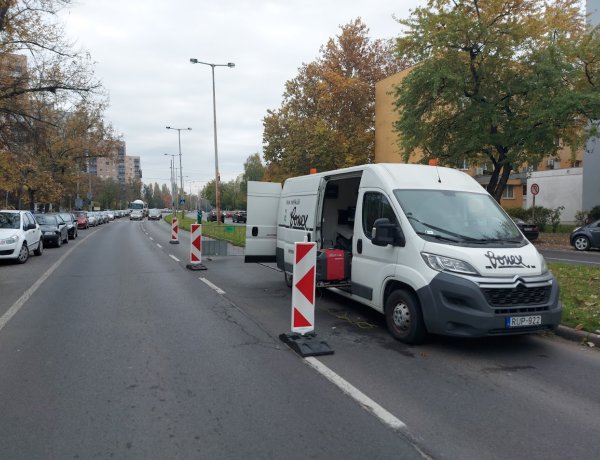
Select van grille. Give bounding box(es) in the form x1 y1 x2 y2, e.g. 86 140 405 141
483 284 551 309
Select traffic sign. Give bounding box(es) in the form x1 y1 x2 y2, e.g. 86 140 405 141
291 242 316 334
531 183 539 196
278 241 333 357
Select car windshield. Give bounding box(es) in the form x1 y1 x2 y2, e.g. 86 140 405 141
59 213 72 222
393 189 523 243
0 212 20 229
35 214 57 225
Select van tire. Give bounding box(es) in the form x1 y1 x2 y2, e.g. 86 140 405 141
385 289 427 344
284 272 293 288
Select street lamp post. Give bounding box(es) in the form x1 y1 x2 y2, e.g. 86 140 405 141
166 126 191 219
190 58 235 224
164 153 177 215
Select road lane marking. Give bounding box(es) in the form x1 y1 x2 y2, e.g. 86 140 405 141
169 254 180 262
0 241 81 333
157 243 163 249
149 237 154 241
304 356 407 432
199 277 225 295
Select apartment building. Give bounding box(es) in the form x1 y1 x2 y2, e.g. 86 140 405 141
89 141 142 183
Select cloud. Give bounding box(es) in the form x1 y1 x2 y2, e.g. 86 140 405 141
61 0 420 193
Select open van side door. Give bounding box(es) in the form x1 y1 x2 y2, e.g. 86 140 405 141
244 181 282 263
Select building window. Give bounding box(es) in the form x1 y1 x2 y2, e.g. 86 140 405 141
502 185 514 199
522 184 527 197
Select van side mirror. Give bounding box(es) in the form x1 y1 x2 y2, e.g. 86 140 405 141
372 218 405 247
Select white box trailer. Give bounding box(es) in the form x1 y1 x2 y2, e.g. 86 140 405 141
245 163 561 344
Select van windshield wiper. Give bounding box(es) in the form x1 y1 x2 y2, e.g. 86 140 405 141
469 238 524 244
415 231 462 243
408 214 476 242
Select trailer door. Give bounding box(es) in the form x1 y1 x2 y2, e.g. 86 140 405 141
244 181 282 263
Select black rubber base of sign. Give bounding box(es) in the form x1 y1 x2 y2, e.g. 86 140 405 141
169 240 180 244
279 332 334 357
186 263 207 271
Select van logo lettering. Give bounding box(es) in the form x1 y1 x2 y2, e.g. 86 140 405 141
289 207 309 230
484 251 532 269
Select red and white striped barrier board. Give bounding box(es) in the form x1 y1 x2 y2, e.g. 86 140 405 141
291 241 317 334
170 217 179 244
190 224 202 263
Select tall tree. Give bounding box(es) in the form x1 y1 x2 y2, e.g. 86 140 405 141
240 152 265 204
263 18 407 180
394 0 600 202
1 0 111 209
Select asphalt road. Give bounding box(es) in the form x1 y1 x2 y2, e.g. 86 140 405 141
0 220 422 459
538 247 600 266
1 218 599 459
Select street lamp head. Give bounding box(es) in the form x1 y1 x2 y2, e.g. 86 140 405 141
166 126 170 129
190 58 198 64
227 63 235 68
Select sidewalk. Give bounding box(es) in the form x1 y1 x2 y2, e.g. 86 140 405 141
555 325 600 347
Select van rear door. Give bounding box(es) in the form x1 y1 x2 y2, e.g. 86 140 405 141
245 181 282 263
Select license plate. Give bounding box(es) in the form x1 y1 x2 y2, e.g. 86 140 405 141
506 315 542 328
523 226 534 231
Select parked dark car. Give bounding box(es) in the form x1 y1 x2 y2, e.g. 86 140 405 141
208 210 224 223
34 213 69 247
570 219 600 251
512 218 539 242
232 210 247 223
59 212 78 239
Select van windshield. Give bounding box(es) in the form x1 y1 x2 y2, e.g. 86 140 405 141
393 189 523 243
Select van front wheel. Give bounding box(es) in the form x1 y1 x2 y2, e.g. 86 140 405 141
385 289 427 344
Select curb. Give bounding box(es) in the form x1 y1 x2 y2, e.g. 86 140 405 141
555 325 600 347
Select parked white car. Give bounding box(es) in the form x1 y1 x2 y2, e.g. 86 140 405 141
0 210 44 263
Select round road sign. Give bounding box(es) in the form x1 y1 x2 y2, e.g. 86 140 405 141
530 183 539 196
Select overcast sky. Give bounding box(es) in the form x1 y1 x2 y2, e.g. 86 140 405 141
60 0 422 194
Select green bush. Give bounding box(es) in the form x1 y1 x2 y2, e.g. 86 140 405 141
549 206 565 233
503 207 530 220
575 210 588 226
590 205 600 221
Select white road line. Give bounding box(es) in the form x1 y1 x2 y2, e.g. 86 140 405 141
156 243 163 249
199 277 225 295
0 239 84 333
304 356 407 432
149 237 154 241
169 254 180 262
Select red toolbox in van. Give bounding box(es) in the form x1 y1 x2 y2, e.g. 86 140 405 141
316 249 350 281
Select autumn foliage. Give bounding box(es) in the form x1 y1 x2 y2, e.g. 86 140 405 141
263 18 408 181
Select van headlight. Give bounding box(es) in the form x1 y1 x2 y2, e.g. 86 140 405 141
540 255 549 275
421 252 479 276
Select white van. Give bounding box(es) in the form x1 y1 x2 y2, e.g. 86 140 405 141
245 164 561 344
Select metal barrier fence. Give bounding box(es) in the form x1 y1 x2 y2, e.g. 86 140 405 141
201 224 245 256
